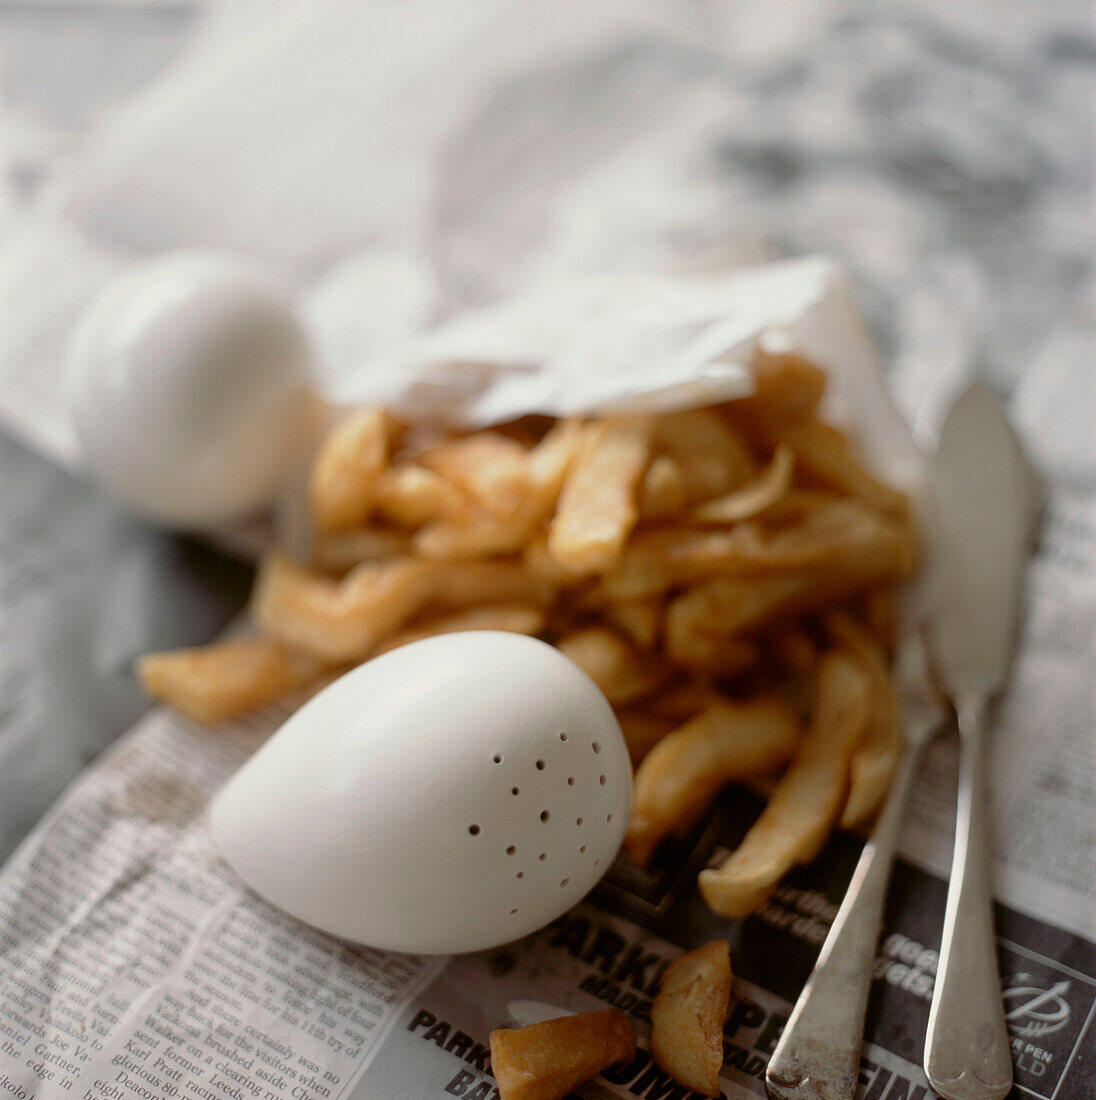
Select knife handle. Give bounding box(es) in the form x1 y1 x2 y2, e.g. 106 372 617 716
925 694 1012 1100
766 741 920 1100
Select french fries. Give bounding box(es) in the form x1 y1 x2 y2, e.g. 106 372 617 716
556 626 667 706
698 652 870 915
310 407 391 532
374 603 546 656
548 415 652 574
826 611 902 827
138 637 327 724
650 940 732 1097
374 464 464 528
626 697 800 866
655 408 756 502
252 553 436 662
490 1009 636 1100
142 349 918 935
692 444 794 524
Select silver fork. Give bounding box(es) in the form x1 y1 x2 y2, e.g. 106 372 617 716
766 632 944 1100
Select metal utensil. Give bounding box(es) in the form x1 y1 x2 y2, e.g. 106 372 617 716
922 381 1041 1100
766 629 944 1100
766 380 1039 1100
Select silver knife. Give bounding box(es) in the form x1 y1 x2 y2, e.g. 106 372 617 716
922 380 1041 1100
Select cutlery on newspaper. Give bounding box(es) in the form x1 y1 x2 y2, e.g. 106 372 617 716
765 629 943 1100
766 380 1039 1100
922 381 1040 1100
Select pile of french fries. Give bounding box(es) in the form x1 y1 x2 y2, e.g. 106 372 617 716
140 350 916 921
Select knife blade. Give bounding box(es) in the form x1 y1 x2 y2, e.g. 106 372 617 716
923 380 1041 1100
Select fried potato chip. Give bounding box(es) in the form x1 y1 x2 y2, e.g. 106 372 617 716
615 710 677 765
639 455 688 520
420 431 530 518
374 464 465 528
625 697 800 866
826 612 902 827
311 527 410 572
490 1009 636 1100
650 940 732 1097
691 444 794 524
548 416 652 574
655 409 756 503
374 603 546 656
138 637 326 724
557 626 667 705
698 651 870 915
777 417 909 515
252 552 436 662
310 407 390 532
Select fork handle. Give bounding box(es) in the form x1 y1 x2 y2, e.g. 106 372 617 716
766 739 922 1100
924 693 1012 1100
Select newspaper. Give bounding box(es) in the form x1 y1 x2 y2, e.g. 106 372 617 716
2 5 1094 1099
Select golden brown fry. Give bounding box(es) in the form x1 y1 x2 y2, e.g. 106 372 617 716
639 455 688 519
310 407 390 532
137 637 326 724
556 626 667 706
252 552 435 662
413 505 534 560
644 679 724 723
374 603 546 656
490 1009 636 1100
521 534 587 588
663 526 914 642
698 652 870 915
625 697 800 866
311 527 410 572
420 431 530 517
650 941 732 1098
765 627 819 674
432 560 557 611
605 497 914 600
777 417 909 515
664 603 758 676
548 416 652 574
655 409 756 502
414 418 584 560
374 464 465 528
615 710 677 765
604 597 662 650
691 444 794 524
826 612 902 827
860 587 899 654
732 349 827 428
